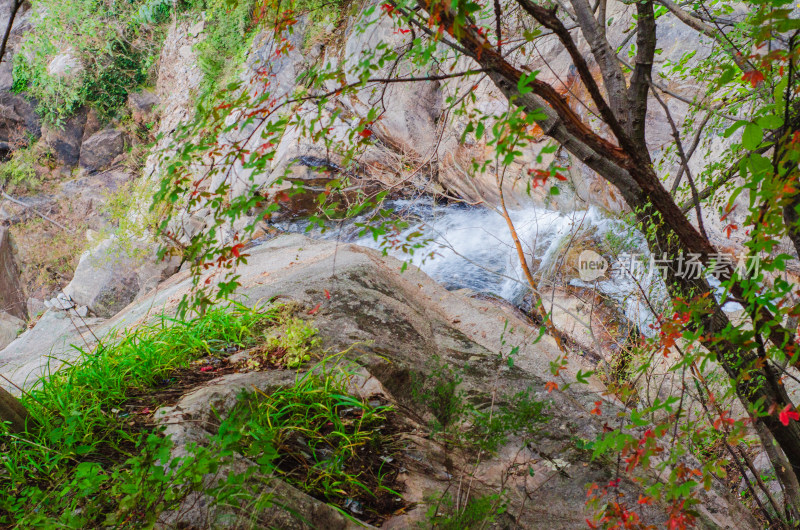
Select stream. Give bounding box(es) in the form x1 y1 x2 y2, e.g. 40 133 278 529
271 199 667 332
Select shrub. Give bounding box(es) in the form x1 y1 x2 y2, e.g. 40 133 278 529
0 139 53 194
12 0 167 125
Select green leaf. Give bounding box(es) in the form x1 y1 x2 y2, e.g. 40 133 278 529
757 114 783 130
741 123 763 150
723 120 747 138
517 71 540 95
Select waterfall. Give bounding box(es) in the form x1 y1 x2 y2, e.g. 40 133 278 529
270 198 740 334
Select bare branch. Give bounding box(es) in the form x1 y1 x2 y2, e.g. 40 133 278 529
650 85 707 239
515 0 634 152
670 111 712 195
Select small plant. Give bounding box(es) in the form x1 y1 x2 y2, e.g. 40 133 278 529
265 314 320 367
412 356 549 453
194 0 259 91
423 492 508 529
412 359 465 433
219 361 406 522
12 0 166 124
0 303 277 525
467 388 549 453
0 139 54 194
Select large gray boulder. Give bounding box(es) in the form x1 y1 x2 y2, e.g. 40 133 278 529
0 309 103 388
0 235 758 528
63 236 179 318
79 128 125 172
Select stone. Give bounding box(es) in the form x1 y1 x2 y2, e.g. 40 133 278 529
0 311 24 350
155 371 297 447
26 298 45 317
47 51 83 79
187 20 204 37
42 109 87 167
0 71 40 157
81 107 102 142
63 236 179 318
79 129 125 173
127 90 160 126
0 228 26 320
46 293 74 311
0 309 104 389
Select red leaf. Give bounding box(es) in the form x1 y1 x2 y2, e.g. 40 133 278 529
779 404 800 426
324 289 331 300
742 69 765 88
231 243 244 258
545 381 558 393
308 303 322 315
358 128 373 138
590 401 602 416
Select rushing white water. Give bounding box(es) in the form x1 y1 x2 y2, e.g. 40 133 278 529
272 199 665 331
273 198 745 336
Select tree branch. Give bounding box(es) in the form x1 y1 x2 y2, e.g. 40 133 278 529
651 84 707 239
628 0 656 150
569 0 630 130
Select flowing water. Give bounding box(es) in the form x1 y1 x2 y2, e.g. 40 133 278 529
271 199 668 332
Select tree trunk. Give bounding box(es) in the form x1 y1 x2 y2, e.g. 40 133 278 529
0 386 31 433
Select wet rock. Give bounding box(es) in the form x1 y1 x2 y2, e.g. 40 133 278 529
79 129 125 173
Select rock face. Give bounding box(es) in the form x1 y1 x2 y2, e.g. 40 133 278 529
0 0 39 157
0 309 103 388
63 236 180 318
78 129 125 172
0 228 26 320
0 235 759 528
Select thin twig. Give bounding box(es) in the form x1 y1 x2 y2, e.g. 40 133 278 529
1 192 75 233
